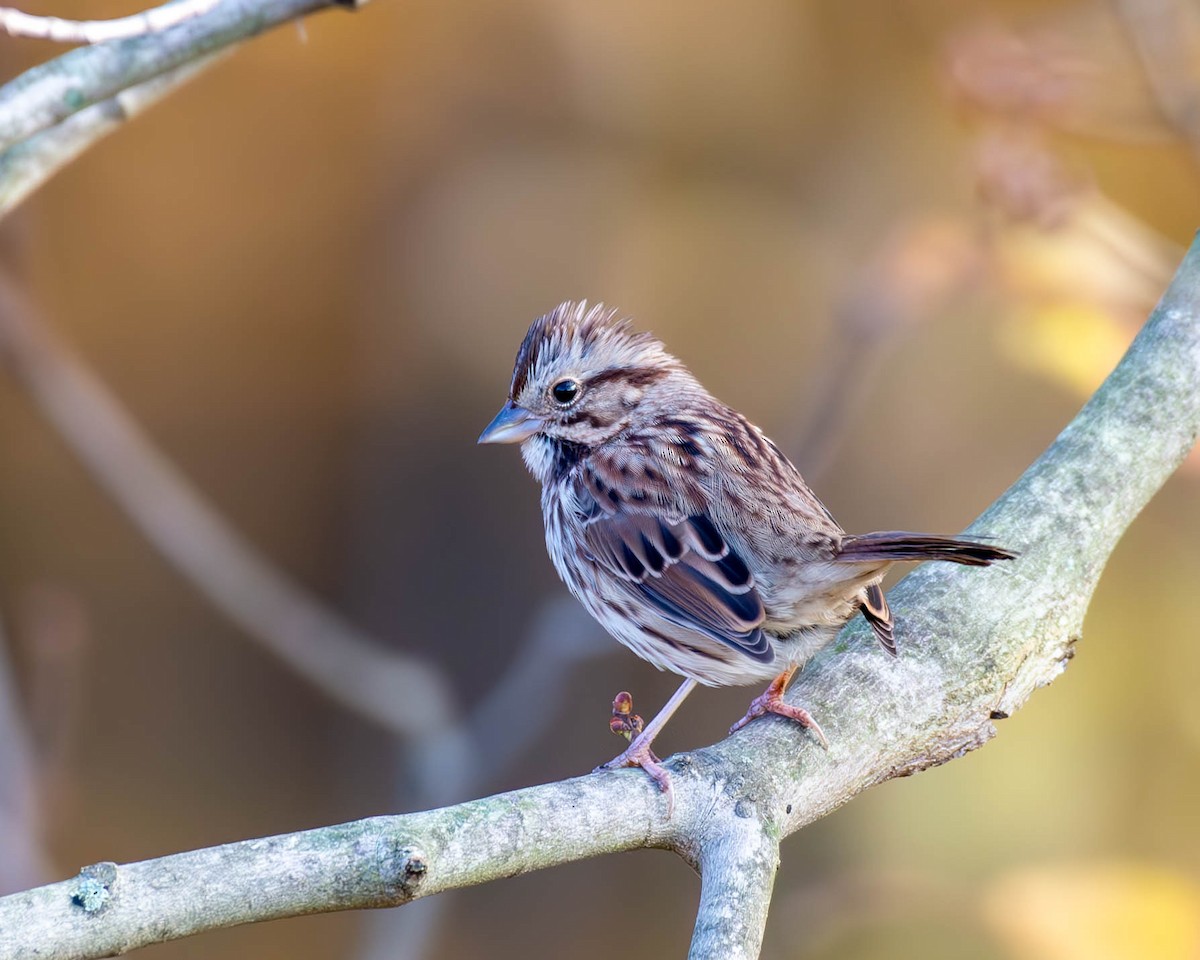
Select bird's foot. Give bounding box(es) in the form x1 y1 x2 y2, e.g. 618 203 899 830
596 737 674 814
728 672 829 749
597 691 674 814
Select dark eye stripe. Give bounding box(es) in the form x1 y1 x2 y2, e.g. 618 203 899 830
586 366 670 390
562 410 611 429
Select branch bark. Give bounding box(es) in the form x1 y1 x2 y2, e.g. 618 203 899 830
0 0 354 154
0 218 1196 956
0 54 227 216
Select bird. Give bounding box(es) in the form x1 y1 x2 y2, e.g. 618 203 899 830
479 301 1014 797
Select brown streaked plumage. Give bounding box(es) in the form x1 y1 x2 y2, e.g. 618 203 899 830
479 301 1015 802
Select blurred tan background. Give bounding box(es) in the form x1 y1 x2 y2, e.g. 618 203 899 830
1 0 1199 957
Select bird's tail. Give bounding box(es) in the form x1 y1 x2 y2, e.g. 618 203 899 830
837 531 1016 567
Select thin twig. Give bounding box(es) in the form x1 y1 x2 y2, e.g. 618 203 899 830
0 0 221 44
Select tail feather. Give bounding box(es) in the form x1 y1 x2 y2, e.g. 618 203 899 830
838 531 1016 567
860 583 896 656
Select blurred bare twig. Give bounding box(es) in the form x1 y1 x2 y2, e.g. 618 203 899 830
0 266 611 956
0 0 221 44
0 612 49 894
1114 0 1200 170
360 598 606 960
792 219 985 477
15 585 89 829
0 272 459 739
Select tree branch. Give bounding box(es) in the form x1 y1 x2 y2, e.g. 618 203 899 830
0 774 676 957
0 0 354 154
1 216 1196 956
688 815 779 960
0 53 227 216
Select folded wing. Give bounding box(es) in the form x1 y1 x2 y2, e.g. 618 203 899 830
575 468 773 663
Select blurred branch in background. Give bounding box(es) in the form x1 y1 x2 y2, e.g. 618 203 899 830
793 1 1200 486
0 267 610 955
1114 0 1200 171
0 271 461 740
943 10 1200 480
0 611 49 894
792 218 985 477
363 599 606 960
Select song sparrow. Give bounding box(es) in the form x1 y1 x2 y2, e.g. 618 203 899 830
480 302 1014 797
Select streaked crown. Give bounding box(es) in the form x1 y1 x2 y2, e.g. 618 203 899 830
508 301 673 401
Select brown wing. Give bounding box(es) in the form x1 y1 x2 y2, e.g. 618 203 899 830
574 463 773 664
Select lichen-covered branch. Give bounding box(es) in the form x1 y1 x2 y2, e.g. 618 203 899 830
0 0 353 153
1 232 1197 958
0 775 676 958
0 54 226 215
687 812 780 960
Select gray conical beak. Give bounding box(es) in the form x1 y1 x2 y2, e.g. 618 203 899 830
478 401 544 444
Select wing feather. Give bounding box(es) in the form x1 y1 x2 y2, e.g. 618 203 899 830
574 463 773 664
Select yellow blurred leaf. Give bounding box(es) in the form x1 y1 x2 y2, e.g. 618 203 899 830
997 302 1132 396
983 861 1200 960
993 206 1172 314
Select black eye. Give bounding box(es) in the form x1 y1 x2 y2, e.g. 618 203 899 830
551 378 581 405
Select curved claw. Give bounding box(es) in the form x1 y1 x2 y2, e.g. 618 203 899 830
729 672 830 749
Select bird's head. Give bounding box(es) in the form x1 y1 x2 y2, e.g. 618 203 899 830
478 301 697 454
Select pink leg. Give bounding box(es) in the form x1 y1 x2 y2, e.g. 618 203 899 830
596 678 698 813
728 666 829 748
